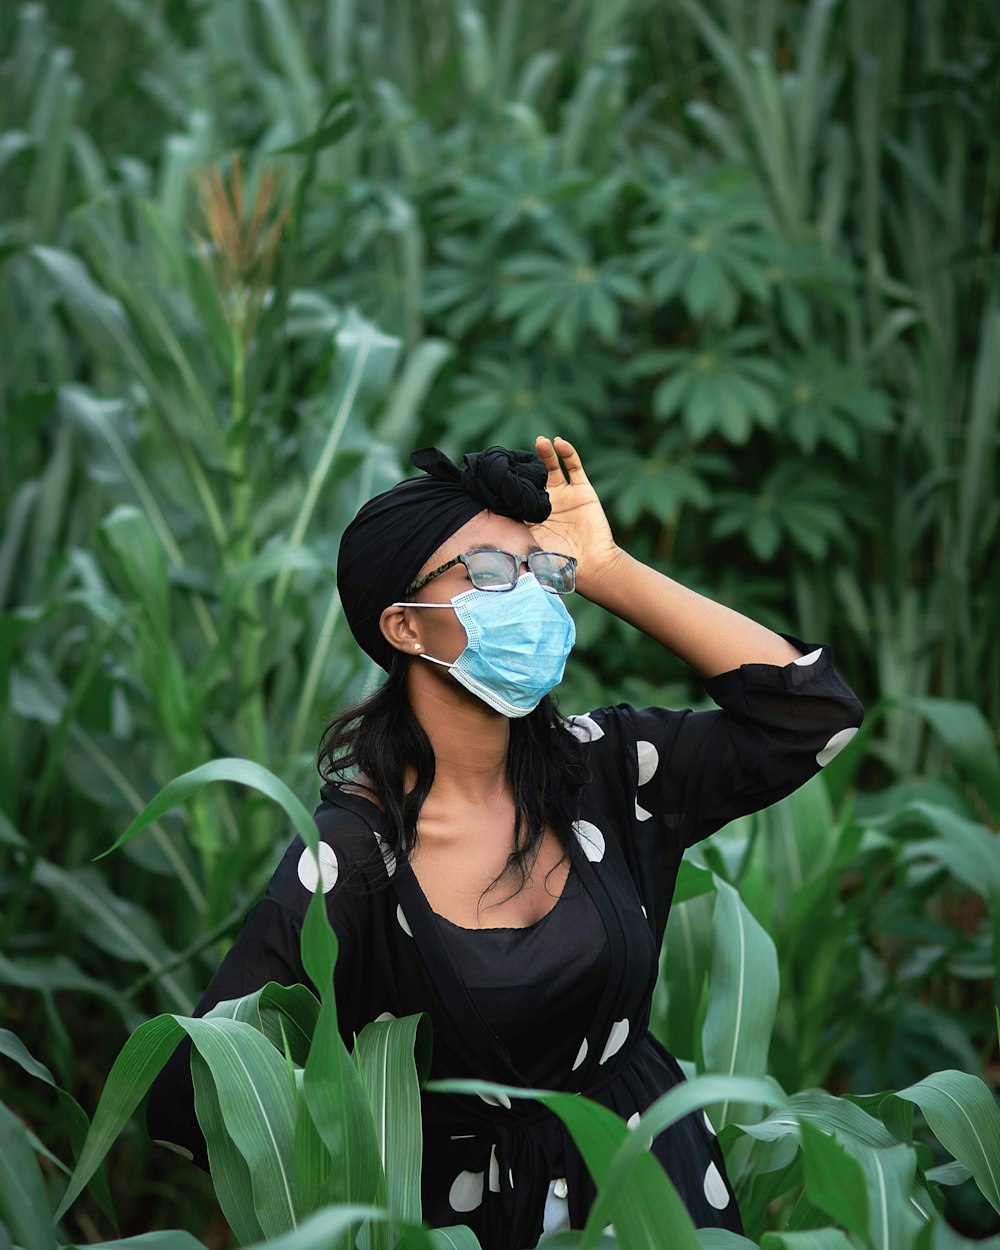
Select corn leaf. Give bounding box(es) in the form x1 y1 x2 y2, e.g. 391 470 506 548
182 1016 299 1236
51 1014 196 1218
838 1139 921 1250
701 878 779 1127
97 757 320 860
205 982 320 1068
419 1230 485 1250
87 1235 208 1250
429 1077 701 1250
905 698 1000 823
190 1047 264 1245
799 1120 869 1238
299 893 387 1221
0 1027 115 1223
353 1013 432 1225
0 1102 56 1250
887 1071 1000 1215
760 1231 855 1250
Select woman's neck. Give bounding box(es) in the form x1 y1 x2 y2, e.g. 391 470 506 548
405 664 510 807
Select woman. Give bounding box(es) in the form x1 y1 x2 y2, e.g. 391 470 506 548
147 437 864 1247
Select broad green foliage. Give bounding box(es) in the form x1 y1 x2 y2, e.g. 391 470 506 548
0 0 998 1246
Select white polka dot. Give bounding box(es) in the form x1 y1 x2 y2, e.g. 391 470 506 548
565 713 605 742
153 1139 194 1161
297 843 339 893
627 1111 641 1129
641 904 648 919
571 1038 588 1071
635 798 652 822
449 1169 484 1212
396 904 412 937
374 1011 396 1023
573 819 605 862
599 1018 630 1065
373 832 395 876
703 1161 730 1209
703 1110 716 1136
793 647 823 667
817 725 859 766
488 1145 501 1193
636 740 659 785
478 1090 512 1109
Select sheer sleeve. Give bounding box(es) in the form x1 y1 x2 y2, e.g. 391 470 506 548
571 636 864 853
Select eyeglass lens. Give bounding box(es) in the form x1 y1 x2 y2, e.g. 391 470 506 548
463 550 576 594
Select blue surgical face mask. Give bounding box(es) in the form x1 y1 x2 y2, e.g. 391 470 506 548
395 573 576 717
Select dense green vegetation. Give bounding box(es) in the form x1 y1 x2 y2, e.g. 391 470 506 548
0 0 997 1247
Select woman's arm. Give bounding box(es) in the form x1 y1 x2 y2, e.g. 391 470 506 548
532 436 801 678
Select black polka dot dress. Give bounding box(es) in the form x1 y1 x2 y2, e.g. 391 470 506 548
147 637 863 1248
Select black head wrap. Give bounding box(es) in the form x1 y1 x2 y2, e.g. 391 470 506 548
337 445 552 671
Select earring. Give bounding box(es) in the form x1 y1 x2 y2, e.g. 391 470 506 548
413 643 421 651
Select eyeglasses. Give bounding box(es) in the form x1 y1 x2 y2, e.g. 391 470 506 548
404 548 577 597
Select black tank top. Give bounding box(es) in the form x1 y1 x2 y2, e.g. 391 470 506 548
434 861 610 1086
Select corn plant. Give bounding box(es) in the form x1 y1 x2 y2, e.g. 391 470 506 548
1 0 998 1244
2 760 996 1250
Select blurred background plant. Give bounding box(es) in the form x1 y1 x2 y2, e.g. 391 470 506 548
0 0 997 1244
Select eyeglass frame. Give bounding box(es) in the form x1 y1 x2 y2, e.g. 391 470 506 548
403 547 578 597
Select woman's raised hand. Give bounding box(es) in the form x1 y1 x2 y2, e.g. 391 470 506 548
531 436 622 594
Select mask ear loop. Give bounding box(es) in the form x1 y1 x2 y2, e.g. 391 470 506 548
391 600 459 669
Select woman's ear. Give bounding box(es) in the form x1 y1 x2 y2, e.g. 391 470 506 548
379 604 423 656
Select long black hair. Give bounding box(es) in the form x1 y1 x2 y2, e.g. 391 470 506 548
317 651 592 909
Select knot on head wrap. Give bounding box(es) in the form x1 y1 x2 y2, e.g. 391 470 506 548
336 445 552 671
411 446 552 524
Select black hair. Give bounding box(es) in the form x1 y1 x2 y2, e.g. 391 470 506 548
317 651 592 912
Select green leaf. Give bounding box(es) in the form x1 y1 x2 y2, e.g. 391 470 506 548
0 1102 56 1250
799 1120 869 1239
191 1048 265 1245
274 99 359 156
100 505 170 630
0 1029 55 1086
429 1078 701 1250
87 1234 209 1250
183 1017 299 1236
905 698 1000 822
0 1026 115 1222
701 878 779 1127
420 1230 484 1250
98 757 320 861
353 1014 432 1225
894 803 1000 902
53 1015 190 1218
761 1231 856 1250
33 860 191 1014
698 1232 759 1250
637 1074 786 1143
89 1209 395 1250
889 1071 1000 1214
594 1075 785 1246
299 893 386 1217
842 1139 920 1250
206 981 320 1068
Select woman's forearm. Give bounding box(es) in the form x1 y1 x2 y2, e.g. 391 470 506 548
580 549 803 678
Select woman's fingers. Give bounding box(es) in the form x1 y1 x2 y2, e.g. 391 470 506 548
551 436 590 485
535 435 568 488
536 435 594 493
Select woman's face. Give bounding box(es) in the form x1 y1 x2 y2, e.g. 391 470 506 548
396 510 540 666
